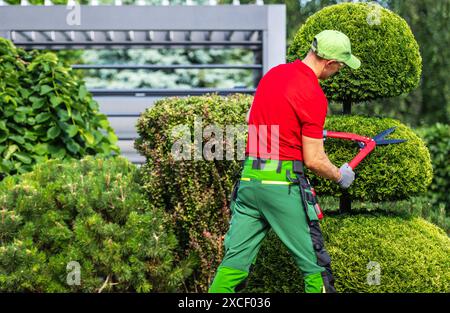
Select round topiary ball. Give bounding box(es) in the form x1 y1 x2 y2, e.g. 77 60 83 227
287 2 422 103
245 214 450 292
311 115 433 202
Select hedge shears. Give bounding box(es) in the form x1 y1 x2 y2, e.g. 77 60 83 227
322 127 407 170
307 127 407 220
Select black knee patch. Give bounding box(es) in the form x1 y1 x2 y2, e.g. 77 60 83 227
235 264 254 292
309 220 336 293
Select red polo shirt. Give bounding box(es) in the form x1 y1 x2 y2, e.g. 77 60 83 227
245 59 328 161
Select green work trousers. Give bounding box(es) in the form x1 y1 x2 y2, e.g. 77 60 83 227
208 159 335 293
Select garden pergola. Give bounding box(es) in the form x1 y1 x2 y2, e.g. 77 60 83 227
0 3 286 163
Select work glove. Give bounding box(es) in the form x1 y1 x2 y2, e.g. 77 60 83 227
337 163 355 189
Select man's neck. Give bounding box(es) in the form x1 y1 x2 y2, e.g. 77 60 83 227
301 55 322 79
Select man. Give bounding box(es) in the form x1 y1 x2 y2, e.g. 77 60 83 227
208 30 361 293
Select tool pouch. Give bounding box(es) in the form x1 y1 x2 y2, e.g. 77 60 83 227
290 161 323 223
302 184 321 222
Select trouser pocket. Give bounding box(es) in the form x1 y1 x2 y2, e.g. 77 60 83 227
298 179 322 222
303 188 319 222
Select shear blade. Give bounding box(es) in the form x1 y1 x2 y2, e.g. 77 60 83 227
373 127 407 145
373 127 397 142
375 139 407 145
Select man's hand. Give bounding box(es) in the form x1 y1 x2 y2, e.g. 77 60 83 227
337 163 355 189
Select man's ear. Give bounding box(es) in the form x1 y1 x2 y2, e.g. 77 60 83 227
325 60 334 67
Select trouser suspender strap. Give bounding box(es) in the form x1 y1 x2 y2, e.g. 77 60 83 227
252 158 267 170
293 160 304 175
289 160 315 224
231 159 246 202
276 160 282 173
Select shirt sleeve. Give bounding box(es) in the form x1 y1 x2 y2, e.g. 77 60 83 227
293 90 328 139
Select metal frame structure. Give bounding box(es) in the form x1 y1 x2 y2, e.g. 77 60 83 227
0 4 286 163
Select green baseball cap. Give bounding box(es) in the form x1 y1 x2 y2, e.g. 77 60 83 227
311 30 361 69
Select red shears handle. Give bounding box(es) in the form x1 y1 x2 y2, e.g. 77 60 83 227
324 131 377 170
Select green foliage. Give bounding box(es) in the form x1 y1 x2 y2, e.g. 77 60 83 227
135 94 433 290
287 2 422 103
313 115 433 202
415 123 450 212
0 38 119 178
5 0 447 127
353 0 450 126
0 156 191 292
135 94 251 291
243 214 450 293
81 47 255 90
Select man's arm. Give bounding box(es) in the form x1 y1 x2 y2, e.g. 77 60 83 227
302 135 341 182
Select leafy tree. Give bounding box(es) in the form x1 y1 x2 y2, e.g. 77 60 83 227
0 38 119 178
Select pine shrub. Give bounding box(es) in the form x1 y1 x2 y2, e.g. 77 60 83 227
0 156 191 292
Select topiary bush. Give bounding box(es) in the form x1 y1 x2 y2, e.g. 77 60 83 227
287 2 422 103
315 115 432 201
135 94 433 291
243 214 450 293
136 94 250 292
0 155 192 292
0 38 119 179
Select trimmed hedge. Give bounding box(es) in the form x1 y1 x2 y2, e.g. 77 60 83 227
287 2 422 103
244 214 450 293
0 156 191 292
415 123 450 212
0 38 119 178
135 94 433 290
136 94 249 291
